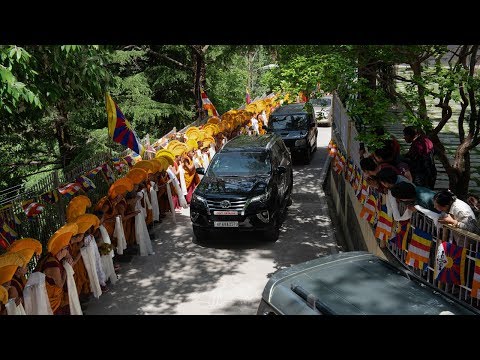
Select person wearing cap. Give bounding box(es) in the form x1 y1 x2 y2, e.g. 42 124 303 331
34 230 75 315
6 238 42 305
0 251 28 313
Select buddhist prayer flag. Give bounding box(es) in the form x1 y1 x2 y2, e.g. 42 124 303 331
57 183 82 197
76 175 96 191
87 165 104 177
200 86 219 117
405 227 433 271
40 190 59 204
106 93 144 155
101 163 115 183
360 194 377 224
471 253 480 299
123 155 135 167
434 241 467 285
112 157 127 171
374 202 393 242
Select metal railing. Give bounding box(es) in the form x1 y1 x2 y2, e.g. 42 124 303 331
331 91 480 311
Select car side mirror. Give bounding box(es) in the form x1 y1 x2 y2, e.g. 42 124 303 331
196 167 205 175
276 166 286 175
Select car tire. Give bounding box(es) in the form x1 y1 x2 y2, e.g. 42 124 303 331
287 196 293 207
304 148 311 165
313 136 318 152
263 221 280 242
193 226 208 243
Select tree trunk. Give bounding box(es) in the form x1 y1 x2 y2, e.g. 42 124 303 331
192 45 207 121
55 103 74 169
378 64 396 101
410 61 428 122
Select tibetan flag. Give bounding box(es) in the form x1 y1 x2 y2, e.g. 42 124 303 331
374 202 393 242
58 182 82 197
471 253 480 299
246 88 251 105
22 201 45 218
106 93 144 155
123 155 135 167
390 220 410 251
405 227 433 271
76 175 96 191
200 86 219 117
40 190 59 205
0 217 18 242
434 241 467 285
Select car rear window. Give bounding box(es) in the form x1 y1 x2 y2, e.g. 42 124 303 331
207 151 271 176
269 114 308 131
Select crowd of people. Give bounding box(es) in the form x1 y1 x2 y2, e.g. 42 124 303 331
359 125 480 240
0 98 279 315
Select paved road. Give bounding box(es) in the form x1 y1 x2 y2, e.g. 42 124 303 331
86 127 336 315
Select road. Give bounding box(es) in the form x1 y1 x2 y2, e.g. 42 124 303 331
86 127 337 315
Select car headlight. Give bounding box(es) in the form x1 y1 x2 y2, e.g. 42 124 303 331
249 189 272 205
192 193 207 208
295 139 307 146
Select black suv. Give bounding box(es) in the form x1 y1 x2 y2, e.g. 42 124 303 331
190 134 293 242
267 103 317 164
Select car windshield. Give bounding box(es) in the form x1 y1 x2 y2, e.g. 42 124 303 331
207 151 271 177
310 98 331 107
269 114 308 131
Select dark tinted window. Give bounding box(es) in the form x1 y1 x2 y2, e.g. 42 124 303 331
207 152 271 176
269 114 308 131
310 98 331 107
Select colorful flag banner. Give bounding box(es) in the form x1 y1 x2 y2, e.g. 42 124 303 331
471 253 480 299
374 201 393 242
57 183 82 197
360 194 377 224
76 175 96 191
390 220 411 251
200 86 219 117
112 157 127 171
434 241 467 285
405 227 433 271
106 93 144 155
0 217 18 242
101 163 115 184
87 165 104 178
40 190 59 205
123 155 135 167
22 201 45 218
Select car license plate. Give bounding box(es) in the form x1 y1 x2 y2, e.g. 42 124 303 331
214 221 238 227
213 210 238 215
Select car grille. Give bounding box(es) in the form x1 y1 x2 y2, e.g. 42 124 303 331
206 199 247 212
283 139 296 148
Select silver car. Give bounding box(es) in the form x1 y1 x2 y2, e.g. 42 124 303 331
310 96 332 126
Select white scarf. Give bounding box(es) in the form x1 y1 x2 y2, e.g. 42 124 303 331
113 215 127 255
179 164 187 195
208 144 216 160
5 298 26 315
63 261 82 315
23 272 53 315
99 224 114 258
135 192 154 256
80 238 102 299
150 181 160 222
101 254 117 285
90 235 107 287
202 153 210 169
167 168 187 208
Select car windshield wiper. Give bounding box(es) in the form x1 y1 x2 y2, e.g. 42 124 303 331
290 283 334 315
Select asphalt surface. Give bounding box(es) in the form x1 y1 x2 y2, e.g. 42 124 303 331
86 127 337 315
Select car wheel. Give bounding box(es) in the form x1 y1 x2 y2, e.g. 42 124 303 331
304 148 311 165
313 136 318 152
263 220 280 242
287 196 293 207
193 226 208 243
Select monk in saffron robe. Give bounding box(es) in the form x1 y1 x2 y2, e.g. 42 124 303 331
35 231 75 315
68 232 91 299
157 171 170 215
183 151 200 204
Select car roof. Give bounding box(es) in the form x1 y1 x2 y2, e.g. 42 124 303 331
262 251 479 315
222 134 278 152
271 103 312 116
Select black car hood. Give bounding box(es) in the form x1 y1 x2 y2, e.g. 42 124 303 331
196 175 270 198
271 129 307 139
